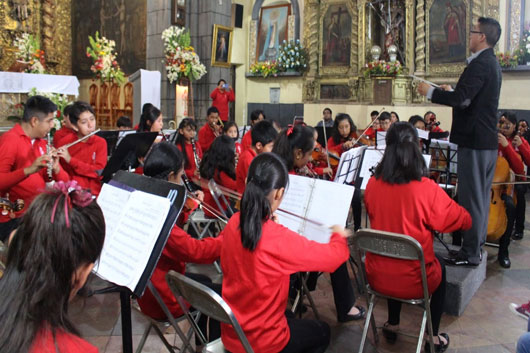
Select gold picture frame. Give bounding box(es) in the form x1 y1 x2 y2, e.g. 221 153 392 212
211 24 233 68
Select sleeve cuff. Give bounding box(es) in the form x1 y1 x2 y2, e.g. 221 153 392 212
426 87 435 100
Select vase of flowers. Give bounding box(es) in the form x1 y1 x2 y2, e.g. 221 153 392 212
86 31 125 84
13 33 46 74
250 61 279 78
363 60 402 77
277 39 308 73
162 26 207 83
496 52 519 69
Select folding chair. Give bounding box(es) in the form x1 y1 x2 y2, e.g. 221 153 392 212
166 270 254 353
351 229 435 353
208 179 235 219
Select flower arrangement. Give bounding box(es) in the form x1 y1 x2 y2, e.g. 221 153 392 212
363 60 402 77
496 52 519 68
13 33 46 74
162 26 207 83
250 61 279 78
86 31 125 84
519 29 530 64
28 88 70 131
277 39 308 72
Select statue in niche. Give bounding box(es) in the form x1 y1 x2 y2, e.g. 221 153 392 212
8 0 31 29
367 0 405 62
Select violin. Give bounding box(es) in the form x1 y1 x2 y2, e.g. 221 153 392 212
0 197 25 218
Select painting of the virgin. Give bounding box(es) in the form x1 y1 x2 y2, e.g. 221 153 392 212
256 4 290 62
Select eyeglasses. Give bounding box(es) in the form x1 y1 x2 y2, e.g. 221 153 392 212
470 30 483 35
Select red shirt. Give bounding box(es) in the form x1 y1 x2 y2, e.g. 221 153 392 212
235 141 242 156
498 138 525 176
364 127 376 141
53 126 76 147
220 213 349 353
241 130 252 152
0 124 69 222
176 141 203 182
327 136 346 156
57 134 107 196
516 137 530 168
137 225 222 320
198 124 217 152
202 170 236 218
30 327 98 353
364 177 471 298
235 148 256 195
210 88 235 121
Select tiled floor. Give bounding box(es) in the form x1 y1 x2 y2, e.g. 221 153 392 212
72 217 530 353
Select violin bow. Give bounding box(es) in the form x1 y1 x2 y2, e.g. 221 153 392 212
351 107 385 147
321 120 331 170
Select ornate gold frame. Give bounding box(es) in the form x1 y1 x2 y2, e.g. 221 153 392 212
211 24 233 68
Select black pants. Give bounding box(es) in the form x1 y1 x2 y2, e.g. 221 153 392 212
0 218 19 243
514 184 527 234
185 273 221 343
499 193 516 257
280 311 330 353
352 187 362 231
387 254 446 336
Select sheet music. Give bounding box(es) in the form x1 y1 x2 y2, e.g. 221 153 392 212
359 148 385 190
334 146 366 184
97 183 132 238
376 131 387 148
95 185 171 291
417 128 429 140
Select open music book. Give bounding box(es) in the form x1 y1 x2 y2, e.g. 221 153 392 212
277 175 354 244
334 145 366 185
95 182 171 293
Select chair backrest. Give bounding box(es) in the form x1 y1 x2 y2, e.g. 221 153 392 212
89 83 98 107
208 179 234 218
124 82 133 110
110 83 121 109
99 83 109 109
166 271 254 353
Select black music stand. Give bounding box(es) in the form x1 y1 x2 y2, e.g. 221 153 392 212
91 171 186 353
96 130 120 156
314 126 334 147
100 132 158 183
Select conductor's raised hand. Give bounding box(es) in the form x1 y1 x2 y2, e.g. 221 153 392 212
417 82 431 96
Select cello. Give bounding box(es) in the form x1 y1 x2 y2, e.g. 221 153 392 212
486 156 510 241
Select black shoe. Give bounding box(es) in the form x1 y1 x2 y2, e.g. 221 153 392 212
424 333 450 353
443 256 479 267
382 322 397 344
338 306 366 322
498 255 511 268
512 231 524 240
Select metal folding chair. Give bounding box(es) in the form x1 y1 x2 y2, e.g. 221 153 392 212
208 179 235 219
352 229 435 353
166 270 254 353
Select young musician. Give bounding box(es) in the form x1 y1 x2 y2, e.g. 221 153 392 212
0 183 105 352
200 135 237 218
272 125 366 322
390 111 400 123
409 115 427 131
116 115 132 130
210 79 234 122
364 122 472 352
424 111 444 133
137 103 163 133
236 120 277 194
317 108 334 127
223 121 242 156
175 118 203 182
241 109 265 152
53 104 76 147
137 142 221 342
309 127 333 179
220 152 351 353
57 101 107 196
514 118 530 240
198 106 222 152
378 112 392 132
0 95 69 241
363 110 380 141
327 113 372 158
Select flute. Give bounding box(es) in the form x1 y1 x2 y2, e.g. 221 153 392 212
46 132 53 181
61 129 101 149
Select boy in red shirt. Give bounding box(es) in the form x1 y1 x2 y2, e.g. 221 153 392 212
52 104 76 147
198 106 222 152
210 79 235 122
241 109 265 152
0 95 69 241
236 120 277 194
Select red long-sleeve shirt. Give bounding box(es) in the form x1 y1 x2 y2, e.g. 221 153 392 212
0 124 69 222
176 141 203 181
202 170 236 218
235 148 256 195
241 130 252 152
137 224 222 320
220 213 349 353
52 126 76 148
364 177 471 299
57 134 107 196
498 138 525 176
516 137 530 167
210 88 235 122
198 124 217 153
30 326 98 353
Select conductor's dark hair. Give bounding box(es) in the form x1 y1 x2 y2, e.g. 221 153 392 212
223 121 239 139
175 118 197 170
478 17 501 47
69 101 95 126
390 111 400 121
378 111 391 121
332 113 357 144
144 142 184 180
207 106 219 117
200 135 236 180
22 95 57 123
138 103 161 132
251 120 278 146
240 153 288 251
250 109 265 123
117 115 132 128
272 124 315 171
374 122 427 184
501 111 518 139
0 190 105 352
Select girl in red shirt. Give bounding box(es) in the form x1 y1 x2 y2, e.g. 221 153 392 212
199 135 237 218
0 182 105 353
220 153 351 353
514 118 530 240
364 122 472 352
137 103 164 133
223 121 243 157
210 79 235 122
175 118 203 186
57 101 107 195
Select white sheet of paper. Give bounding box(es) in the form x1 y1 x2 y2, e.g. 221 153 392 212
359 148 385 189
334 146 366 184
376 131 387 147
97 183 132 239
417 128 429 140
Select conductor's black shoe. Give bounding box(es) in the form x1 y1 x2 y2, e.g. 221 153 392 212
338 306 366 322
443 256 479 267
382 322 397 344
512 231 524 240
424 333 450 353
498 255 511 269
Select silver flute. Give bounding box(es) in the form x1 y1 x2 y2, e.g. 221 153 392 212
46 132 53 181
191 138 201 169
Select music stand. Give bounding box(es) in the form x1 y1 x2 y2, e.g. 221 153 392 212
314 126 334 147
96 130 120 156
334 146 366 185
100 132 158 183
428 138 458 191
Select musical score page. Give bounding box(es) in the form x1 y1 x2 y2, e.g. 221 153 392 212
95 184 171 291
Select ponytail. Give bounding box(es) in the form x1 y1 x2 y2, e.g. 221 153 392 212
272 124 314 171
240 153 288 250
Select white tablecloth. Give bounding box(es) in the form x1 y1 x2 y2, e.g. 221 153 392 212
0 72 80 96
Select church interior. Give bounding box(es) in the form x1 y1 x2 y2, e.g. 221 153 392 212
1 0 530 352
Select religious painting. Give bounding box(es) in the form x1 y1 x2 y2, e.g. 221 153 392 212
72 0 146 78
171 0 186 26
320 84 351 100
211 25 233 68
428 0 467 64
256 4 291 62
322 5 351 67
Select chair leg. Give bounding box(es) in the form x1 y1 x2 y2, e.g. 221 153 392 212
416 309 428 353
301 275 321 321
151 322 178 353
359 293 375 353
135 323 152 353
425 303 435 353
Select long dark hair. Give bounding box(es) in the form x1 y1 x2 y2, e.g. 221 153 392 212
272 124 314 171
332 113 356 144
374 122 427 184
240 153 288 251
200 135 236 180
175 118 197 169
222 121 239 139
138 103 161 132
144 142 184 180
0 189 105 352
501 111 518 139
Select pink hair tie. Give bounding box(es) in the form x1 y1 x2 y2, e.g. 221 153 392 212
49 181 93 227
286 125 294 136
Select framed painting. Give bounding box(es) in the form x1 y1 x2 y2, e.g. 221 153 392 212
211 25 233 68
256 4 291 62
322 5 351 67
171 0 186 26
